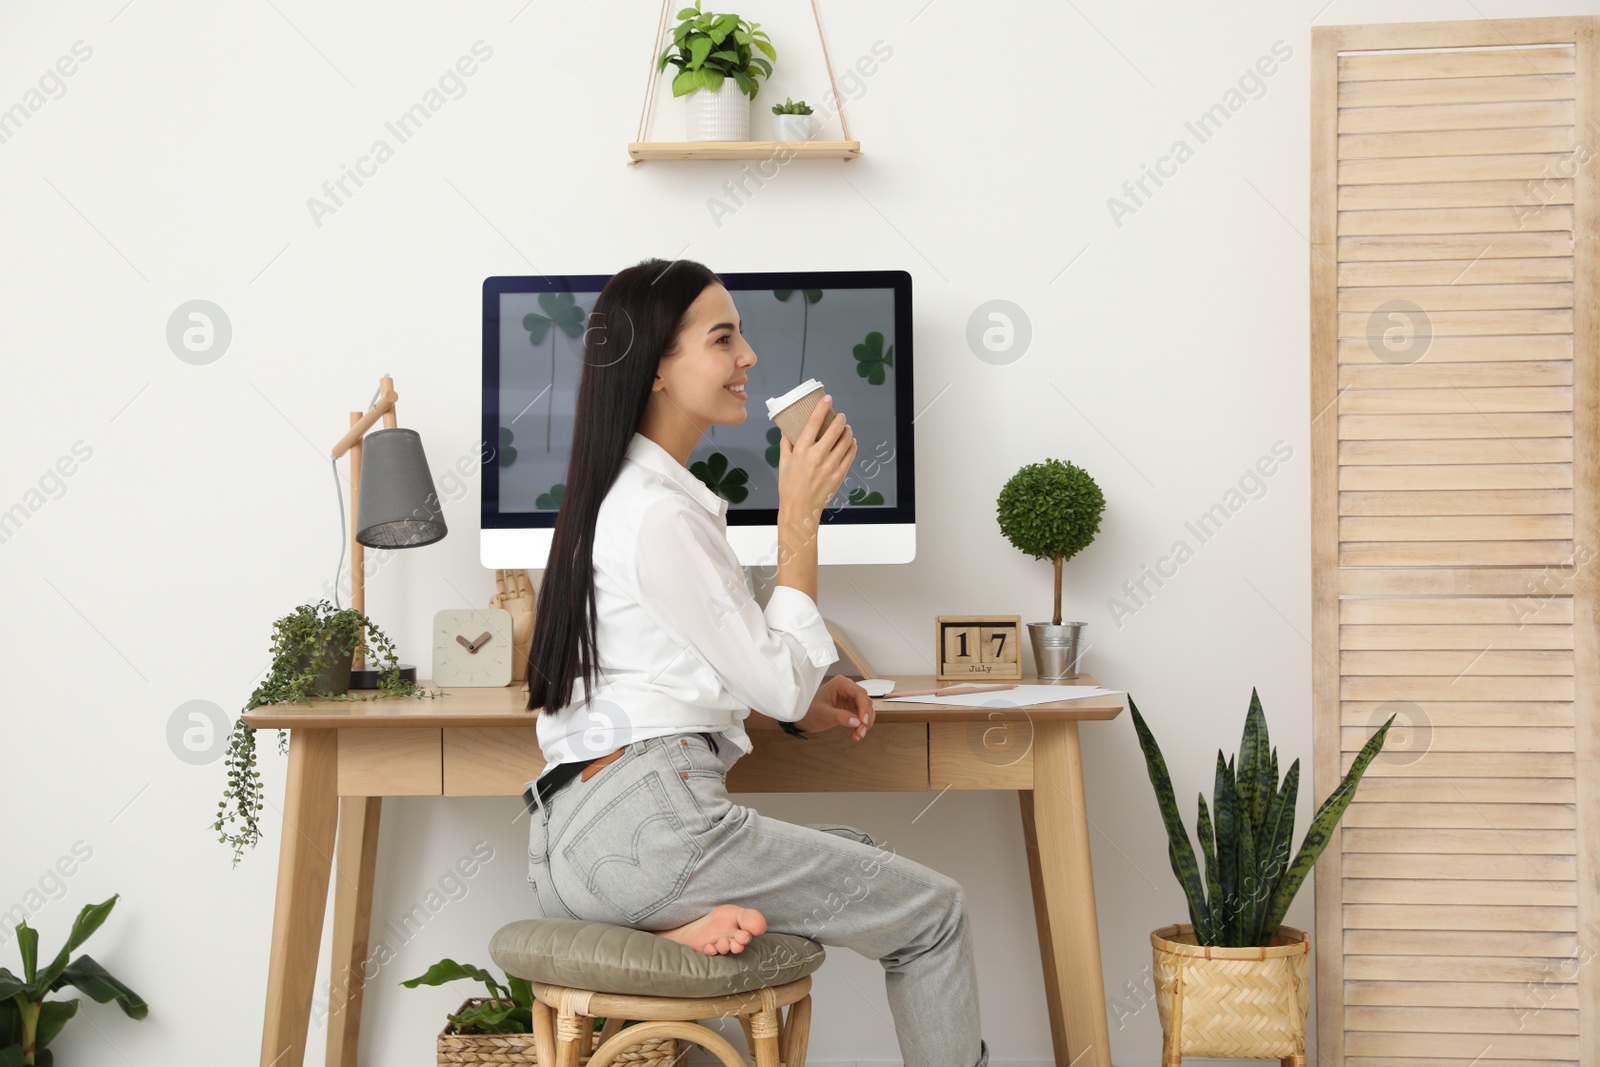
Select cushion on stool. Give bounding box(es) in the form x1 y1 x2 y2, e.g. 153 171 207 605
489 918 824 999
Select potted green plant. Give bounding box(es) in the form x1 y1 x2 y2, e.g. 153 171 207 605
658 1 775 141
1 895 148 1066
400 958 684 1066
214 600 428 866
995 458 1105 679
770 97 814 142
1129 690 1395 1064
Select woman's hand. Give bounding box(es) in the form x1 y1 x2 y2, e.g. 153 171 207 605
777 395 856 524
798 676 875 740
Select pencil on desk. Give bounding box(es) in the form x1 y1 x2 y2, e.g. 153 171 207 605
885 683 1018 699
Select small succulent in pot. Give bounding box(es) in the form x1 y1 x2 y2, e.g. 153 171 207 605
771 97 815 142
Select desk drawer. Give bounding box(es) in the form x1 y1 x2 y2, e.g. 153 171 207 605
929 721 1034 789
728 723 927 792
444 727 541 796
338 729 441 796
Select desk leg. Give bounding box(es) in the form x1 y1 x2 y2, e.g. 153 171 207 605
1019 720 1113 1067
260 728 339 1067
325 796 382 1067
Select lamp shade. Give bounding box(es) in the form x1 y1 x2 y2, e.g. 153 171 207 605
355 427 448 549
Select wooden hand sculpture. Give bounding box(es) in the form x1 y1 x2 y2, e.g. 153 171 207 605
490 568 537 683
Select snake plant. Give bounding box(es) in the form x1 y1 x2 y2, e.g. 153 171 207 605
1128 689 1394 947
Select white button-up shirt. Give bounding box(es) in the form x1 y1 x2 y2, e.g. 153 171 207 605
531 431 839 780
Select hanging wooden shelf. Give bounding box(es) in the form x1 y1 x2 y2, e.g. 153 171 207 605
627 139 860 162
630 0 858 164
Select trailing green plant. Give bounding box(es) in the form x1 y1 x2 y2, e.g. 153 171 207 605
771 96 811 115
1128 689 1395 947
400 959 675 1045
215 600 433 866
0 895 148 1066
658 1 775 100
995 458 1105 625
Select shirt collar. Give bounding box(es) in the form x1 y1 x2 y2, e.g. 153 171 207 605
626 432 727 519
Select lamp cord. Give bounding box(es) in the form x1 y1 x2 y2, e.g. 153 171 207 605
331 382 384 610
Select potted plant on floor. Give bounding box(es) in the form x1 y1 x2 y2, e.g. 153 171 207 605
401 958 684 1066
658 1 775 141
214 599 428 866
1 895 149 1065
771 97 814 142
996 458 1105 679
1129 689 1395 1065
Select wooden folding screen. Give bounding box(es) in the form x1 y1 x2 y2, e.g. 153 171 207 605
1311 17 1599 1066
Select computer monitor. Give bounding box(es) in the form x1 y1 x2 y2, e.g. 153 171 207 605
481 269 915 570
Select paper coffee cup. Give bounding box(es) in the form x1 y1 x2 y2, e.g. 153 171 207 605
765 378 838 445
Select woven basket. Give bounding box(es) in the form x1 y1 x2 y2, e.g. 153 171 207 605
1151 924 1310 1065
436 999 683 1066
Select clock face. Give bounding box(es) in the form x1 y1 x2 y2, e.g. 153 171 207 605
433 608 515 687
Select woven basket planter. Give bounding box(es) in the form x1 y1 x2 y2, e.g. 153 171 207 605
1151 924 1310 1066
436 999 682 1066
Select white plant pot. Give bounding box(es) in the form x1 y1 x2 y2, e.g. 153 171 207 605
772 113 815 142
685 82 750 141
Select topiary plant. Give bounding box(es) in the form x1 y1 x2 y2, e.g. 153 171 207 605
214 600 432 866
996 458 1105 625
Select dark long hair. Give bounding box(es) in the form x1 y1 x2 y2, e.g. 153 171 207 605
525 257 721 714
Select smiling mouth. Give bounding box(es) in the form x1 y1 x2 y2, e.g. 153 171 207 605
725 383 747 398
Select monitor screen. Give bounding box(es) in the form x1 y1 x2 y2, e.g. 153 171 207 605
482 270 914 563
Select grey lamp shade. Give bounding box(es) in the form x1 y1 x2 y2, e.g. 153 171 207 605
355 427 448 549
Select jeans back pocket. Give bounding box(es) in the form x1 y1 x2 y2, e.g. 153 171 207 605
558 769 702 924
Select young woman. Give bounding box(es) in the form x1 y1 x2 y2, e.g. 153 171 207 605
524 258 990 1067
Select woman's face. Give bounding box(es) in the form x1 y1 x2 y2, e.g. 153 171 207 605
653 283 756 431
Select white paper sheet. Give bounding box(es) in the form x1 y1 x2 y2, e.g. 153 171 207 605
882 684 1121 708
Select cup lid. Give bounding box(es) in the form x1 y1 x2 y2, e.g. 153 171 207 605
765 377 825 418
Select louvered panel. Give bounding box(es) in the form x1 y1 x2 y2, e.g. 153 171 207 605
1316 24 1594 1066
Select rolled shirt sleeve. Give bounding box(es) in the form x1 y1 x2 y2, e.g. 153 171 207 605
634 496 838 722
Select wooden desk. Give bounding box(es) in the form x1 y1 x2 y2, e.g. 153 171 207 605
243 674 1123 1067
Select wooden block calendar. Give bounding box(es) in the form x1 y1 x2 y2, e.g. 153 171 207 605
935 615 1023 682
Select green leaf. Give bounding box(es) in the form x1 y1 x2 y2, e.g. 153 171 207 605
1254 759 1300 945
1127 699 1210 939
702 68 725 93
1235 788 1258 947
853 330 894 386
676 7 698 18
0 970 23 1002
753 38 776 60
506 975 534 1010
804 289 823 303
37 898 117 993
33 1000 78 1054
688 36 712 68
1258 715 1395 936
732 70 753 96
1212 751 1238 943
16 927 36 988
1195 793 1220 945
671 68 701 96
55 957 148 1020
1237 692 1266 846
400 959 506 1000
773 289 793 301
0 1043 22 1067
523 311 551 345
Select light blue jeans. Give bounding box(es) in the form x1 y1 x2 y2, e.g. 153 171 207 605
526 730 990 1067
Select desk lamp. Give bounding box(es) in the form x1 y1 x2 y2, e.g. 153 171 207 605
330 374 447 687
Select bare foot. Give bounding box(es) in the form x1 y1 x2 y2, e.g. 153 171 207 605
653 904 768 956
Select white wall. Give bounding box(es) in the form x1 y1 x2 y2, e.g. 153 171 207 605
2 1 1589 1064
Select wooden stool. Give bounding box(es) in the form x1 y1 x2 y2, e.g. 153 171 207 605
532 976 812 1067
490 917 825 1067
